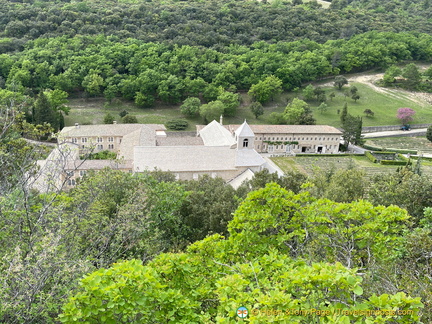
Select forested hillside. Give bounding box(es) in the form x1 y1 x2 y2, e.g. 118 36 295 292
1 0 432 322
1 0 432 52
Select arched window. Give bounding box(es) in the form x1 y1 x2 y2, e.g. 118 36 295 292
243 138 249 147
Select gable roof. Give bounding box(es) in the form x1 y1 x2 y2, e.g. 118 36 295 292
199 120 236 146
230 124 342 135
235 121 255 137
59 124 166 137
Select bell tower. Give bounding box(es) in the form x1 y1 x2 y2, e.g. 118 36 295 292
235 120 255 150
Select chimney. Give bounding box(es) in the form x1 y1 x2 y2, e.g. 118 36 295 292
220 115 223 125
113 120 117 124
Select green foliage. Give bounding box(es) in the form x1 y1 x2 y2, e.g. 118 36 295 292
60 184 422 323
199 100 225 123
426 125 432 142
268 112 286 125
33 91 59 131
383 65 402 85
317 102 328 114
103 112 114 124
165 119 188 130
119 110 128 118
248 75 282 104
334 75 348 90
284 98 308 124
402 63 421 89
364 108 374 117
249 101 264 119
180 97 201 117
121 114 138 123
217 91 239 117
365 151 378 163
302 84 315 101
83 150 117 160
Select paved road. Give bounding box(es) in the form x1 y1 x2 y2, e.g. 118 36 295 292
363 128 427 138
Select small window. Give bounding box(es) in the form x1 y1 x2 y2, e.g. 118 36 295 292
193 173 199 180
211 172 217 178
108 137 114 142
72 138 77 143
81 138 87 143
257 145 260 149
175 173 180 180
97 137 103 142
108 144 114 149
97 144 103 150
243 138 249 148
79 170 86 177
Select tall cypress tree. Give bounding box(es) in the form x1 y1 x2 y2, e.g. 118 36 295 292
34 92 58 130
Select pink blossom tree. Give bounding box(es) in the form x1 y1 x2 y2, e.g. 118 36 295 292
396 107 416 125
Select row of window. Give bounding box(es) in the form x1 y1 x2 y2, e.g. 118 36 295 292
71 137 115 144
96 144 114 149
261 144 335 150
258 136 339 141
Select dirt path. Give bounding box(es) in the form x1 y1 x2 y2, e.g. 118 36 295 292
324 72 432 107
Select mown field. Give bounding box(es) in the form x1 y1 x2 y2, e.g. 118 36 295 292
65 73 432 129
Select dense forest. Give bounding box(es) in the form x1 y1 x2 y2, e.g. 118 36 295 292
1 0 432 322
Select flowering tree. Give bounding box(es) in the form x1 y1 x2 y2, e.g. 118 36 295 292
397 107 416 125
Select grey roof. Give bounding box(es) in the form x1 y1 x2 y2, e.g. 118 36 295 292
235 121 255 137
228 169 255 189
199 120 237 146
60 124 166 137
157 136 203 146
65 159 132 170
228 124 342 135
235 149 266 167
134 146 240 172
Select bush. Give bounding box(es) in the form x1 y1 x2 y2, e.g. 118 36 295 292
165 119 189 130
365 151 377 163
122 115 138 123
380 160 409 165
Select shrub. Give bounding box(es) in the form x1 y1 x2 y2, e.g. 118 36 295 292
165 119 188 130
365 151 377 163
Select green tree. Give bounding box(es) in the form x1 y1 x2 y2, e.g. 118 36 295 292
352 93 360 102
402 63 421 89
334 75 348 90
317 102 328 114
248 75 282 104
383 65 401 85
342 114 363 147
329 92 336 101
217 91 239 117
426 125 432 142
122 115 138 123
250 101 264 119
199 100 225 123
82 71 105 96
302 84 314 101
364 108 374 117
103 112 114 124
284 97 308 124
340 102 348 124
180 97 201 116
60 184 423 324
34 91 59 130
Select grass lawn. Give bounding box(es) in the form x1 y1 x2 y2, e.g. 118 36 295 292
308 82 432 127
365 136 432 154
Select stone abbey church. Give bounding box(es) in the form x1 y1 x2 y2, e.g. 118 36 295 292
34 120 341 192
